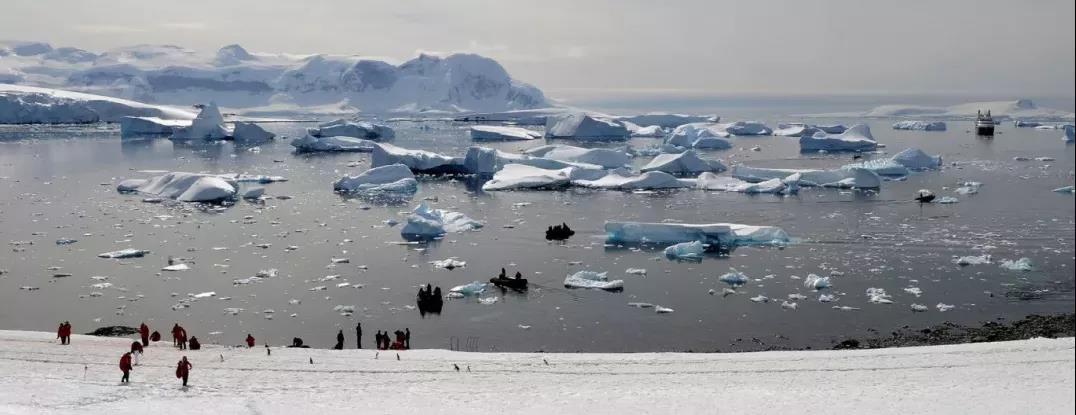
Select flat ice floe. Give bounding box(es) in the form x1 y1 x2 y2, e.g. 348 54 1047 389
605 221 789 246
400 203 483 239
98 248 150 259
720 121 772 136
469 125 542 141
119 116 190 137
117 171 237 202
307 119 395 140
524 144 632 169
462 147 606 177
291 134 378 152
481 164 574 191
799 124 877 152
563 271 624 290
544 113 630 141
640 151 726 176
334 164 418 195
664 241 705 260
574 171 692 190
892 120 947 131
695 173 796 194
732 165 881 189
372 144 468 175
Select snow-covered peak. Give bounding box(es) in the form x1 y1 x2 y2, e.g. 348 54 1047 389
214 44 257 66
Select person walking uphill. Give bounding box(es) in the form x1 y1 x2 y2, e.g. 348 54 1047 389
119 352 133 383
176 356 192 387
139 322 150 346
172 324 183 347
56 321 72 345
245 334 255 348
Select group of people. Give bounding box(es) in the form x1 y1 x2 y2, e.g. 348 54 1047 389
496 268 524 280
56 321 72 345
545 222 575 240
113 322 196 387
374 328 410 350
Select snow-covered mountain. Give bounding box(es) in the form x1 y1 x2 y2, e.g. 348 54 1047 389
0 41 548 114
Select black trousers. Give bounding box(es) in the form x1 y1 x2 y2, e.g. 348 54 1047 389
182 374 188 386
121 370 129 383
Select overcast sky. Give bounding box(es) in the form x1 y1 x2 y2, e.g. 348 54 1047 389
3 0 1073 99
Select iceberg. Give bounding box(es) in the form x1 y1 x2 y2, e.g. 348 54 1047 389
1064 125 1074 143
892 120 947 131
116 178 148 192
307 119 395 141
119 116 189 137
98 248 150 259
664 241 705 260
481 164 573 191
799 124 877 152
605 221 789 246
842 158 909 176
999 258 1032 272
629 125 666 137
333 164 418 195
695 173 794 194
119 172 237 202
291 134 378 152
664 123 732 149
544 113 630 141
891 148 942 170
640 151 726 176
232 122 275 145
803 274 831 290
573 171 692 190
170 102 229 140
448 281 488 297
718 269 748 286
400 203 483 239
616 113 716 128
732 165 881 189
469 125 542 141
524 144 631 169
564 271 624 291
773 123 816 137
372 144 467 175
720 121 772 136
461 146 606 177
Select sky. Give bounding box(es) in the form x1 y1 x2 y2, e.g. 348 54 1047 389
2 0 1074 101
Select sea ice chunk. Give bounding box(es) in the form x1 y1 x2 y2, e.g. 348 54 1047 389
563 271 624 290
544 113 630 141
372 144 467 174
124 172 237 202
120 116 189 137
890 148 942 170
524 144 631 169
605 221 789 246
307 119 394 140
617 113 715 128
640 151 726 176
171 102 229 140
98 249 150 259
803 274 831 290
400 203 483 239
720 121 772 136
448 281 489 297
1063 124 1074 143
694 173 794 194
232 121 275 145
718 269 748 286
732 165 881 189
999 257 1032 271
291 134 378 152
573 171 692 190
664 123 732 149
866 288 893 304
481 164 573 191
664 241 705 260
799 124 877 152
469 125 541 141
334 164 418 195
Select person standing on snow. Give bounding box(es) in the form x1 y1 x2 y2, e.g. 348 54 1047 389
245 334 255 348
172 324 183 347
176 356 192 387
119 352 133 383
130 341 144 365
139 322 150 346
57 321 71 345
334 330 344 350
355 322 362 349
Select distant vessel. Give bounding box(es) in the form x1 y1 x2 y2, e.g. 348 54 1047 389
975 110 996 136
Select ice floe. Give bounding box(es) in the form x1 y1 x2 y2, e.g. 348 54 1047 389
448 281 488 297
307 119 394 140
170 102 229 140
574 171 691 190
640 151 726 176
481 164 573 191
98 249 150 259
291 134 378 152
544 113 630 141
720 121 772 136
892 120 947 131
605 221 789 247
524 144 631 169
694 173 797 194
118 172 237 202
232 121 275 145
664 123 732 149
732 165 881 189
400 203 483 239
372 144 468 175
664 241 705 260
799 124 877 152
334 164 418 196
999 257 1032 272
564 271 624 291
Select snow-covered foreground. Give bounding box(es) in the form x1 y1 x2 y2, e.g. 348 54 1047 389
0 330 1071 414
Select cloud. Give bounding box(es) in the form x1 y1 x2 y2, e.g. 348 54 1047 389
161 22 208 30
74 25 146 34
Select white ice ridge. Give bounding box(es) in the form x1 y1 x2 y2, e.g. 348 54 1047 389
371 143 469 174
117 172 237 202
334 164 418 195
574 171 693 190
462 147 607 177
605 221 789 246
799 124 877 152
481 164 573 191
694 173 798 194
843 148 942 176
523 144 632 169
307 119 395 140
892 120 947 131
291 134 379 152
0 330 1070 414
664 123 732 149
170 102 229 140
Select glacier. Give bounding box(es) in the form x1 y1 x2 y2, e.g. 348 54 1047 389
1 83 194 124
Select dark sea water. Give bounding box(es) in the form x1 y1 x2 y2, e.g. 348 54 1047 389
1 111 1073 352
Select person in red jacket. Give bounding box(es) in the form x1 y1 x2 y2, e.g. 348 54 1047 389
176 356 192 387
139 323 150 346
245 334 255 348
130 341 144 365
171 324 183 347
119 352 133 383
178 327 188 350
57 321 71 345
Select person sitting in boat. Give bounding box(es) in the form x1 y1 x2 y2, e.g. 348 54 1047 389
514 271 522 280
499 268 507 279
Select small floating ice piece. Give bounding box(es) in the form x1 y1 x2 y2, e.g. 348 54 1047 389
718 269 748 287
999 257 1032 271
803 274 831 290
866 288 893 304
664 241 704 260
954 254 991 266
478 296 499 305
625 268 648 276
563 271 624 291
936 303 955 312
780 301 798 310
162 263 190 271
98 249 150 259
749 295 769 303
654 305 674 314
910 303 929 312
449 281 489 297
431 258 466 270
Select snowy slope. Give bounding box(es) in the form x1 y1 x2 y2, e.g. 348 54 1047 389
1 41 548 115
0 330 1071 414
1 84 195 123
